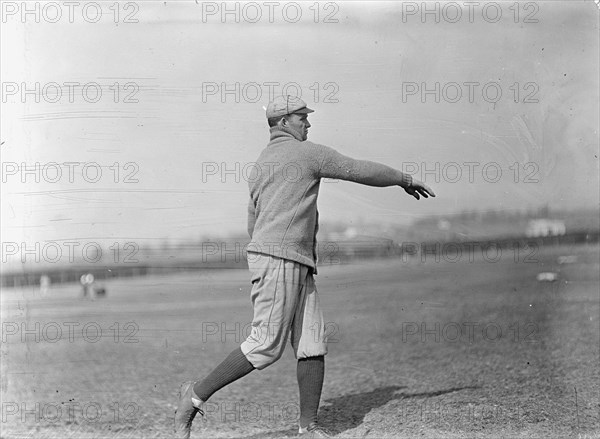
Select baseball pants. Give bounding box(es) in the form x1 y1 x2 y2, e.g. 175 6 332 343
240 252 328 370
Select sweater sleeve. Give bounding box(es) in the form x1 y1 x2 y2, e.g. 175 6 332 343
312 143 412 188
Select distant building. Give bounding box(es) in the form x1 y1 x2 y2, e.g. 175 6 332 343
526 219 566 237
437 219 451 230
344 227 358 239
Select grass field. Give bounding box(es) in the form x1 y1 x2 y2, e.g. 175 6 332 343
1 242 599 439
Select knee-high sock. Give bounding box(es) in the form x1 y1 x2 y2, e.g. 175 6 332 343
297 356 325 428
193 347 255 402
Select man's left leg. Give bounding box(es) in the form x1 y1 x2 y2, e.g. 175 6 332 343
297 355 325 429
291 270 329 435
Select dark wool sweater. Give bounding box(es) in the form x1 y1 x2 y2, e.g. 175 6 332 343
247 125 411 273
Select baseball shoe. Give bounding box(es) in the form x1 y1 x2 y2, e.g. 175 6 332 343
298 422 333 438
174 381 204 439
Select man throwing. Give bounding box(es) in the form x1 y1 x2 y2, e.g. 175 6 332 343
175 95 435 438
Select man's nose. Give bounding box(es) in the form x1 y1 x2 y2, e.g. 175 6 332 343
306 121 311 128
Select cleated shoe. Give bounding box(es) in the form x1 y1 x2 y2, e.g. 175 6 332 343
174 381 204 439
298 422 333 438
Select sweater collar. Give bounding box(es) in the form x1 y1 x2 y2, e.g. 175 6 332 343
269 125 304 143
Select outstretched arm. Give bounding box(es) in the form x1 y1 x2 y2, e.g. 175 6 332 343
319 148 436 200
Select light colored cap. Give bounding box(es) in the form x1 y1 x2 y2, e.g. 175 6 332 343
266 95 314 119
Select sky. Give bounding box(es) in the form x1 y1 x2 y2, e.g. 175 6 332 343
1 1 599 251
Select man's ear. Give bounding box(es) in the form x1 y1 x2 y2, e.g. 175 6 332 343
279 116 288 127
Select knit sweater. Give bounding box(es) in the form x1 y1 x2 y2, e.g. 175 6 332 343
247 125 412 272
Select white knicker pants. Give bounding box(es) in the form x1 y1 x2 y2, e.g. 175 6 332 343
240 252 328 370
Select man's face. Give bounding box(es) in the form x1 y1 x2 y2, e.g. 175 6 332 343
285 113 311 141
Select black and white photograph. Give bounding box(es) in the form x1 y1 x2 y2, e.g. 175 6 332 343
1 1 599 438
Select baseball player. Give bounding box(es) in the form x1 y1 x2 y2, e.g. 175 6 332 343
175 95 435 438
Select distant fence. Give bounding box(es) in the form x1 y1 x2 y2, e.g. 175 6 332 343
1 230 598 289
398 230 599 260
0 261 239 289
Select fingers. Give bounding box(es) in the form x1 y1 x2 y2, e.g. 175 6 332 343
419 187 433 198
414 183 436 198
413 187 428 199
406 184 436 200
408 188 421 200
423 185 436 197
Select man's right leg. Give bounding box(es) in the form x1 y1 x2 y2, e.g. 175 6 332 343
175 253 299 438
192 346 255 402
175 349 255 439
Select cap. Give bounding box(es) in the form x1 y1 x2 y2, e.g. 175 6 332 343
266 95 314 119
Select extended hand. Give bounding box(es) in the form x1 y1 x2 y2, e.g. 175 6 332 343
405 179 436 200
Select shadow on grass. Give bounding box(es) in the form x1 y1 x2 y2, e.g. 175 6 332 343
320 385 481 436
228 385 479 438
233 427 299 439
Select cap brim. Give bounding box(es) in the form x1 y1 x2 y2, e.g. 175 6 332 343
293 106 314 114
